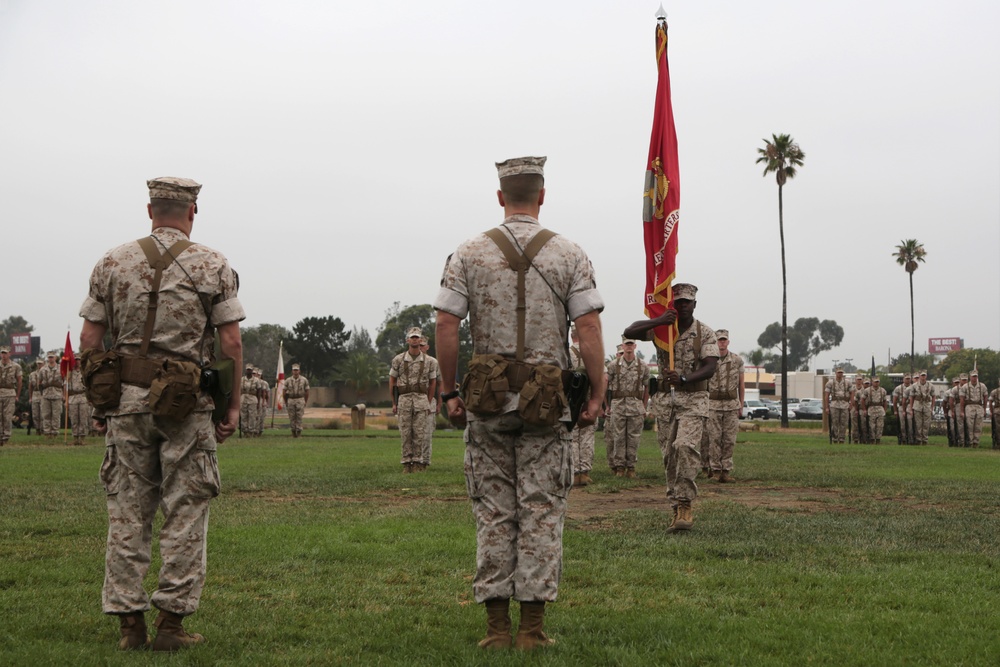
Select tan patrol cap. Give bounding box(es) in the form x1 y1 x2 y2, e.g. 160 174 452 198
960 373 969 381
291 363 300 370
406 327 423 339
496 156 546 179
0 346 8 353
673 283 697 301
147 177 201 203
971 369 979 376
715 329 729 340
863 378 871 385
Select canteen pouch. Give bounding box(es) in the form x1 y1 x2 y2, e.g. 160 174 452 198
461 354 510 417
517 364 568 427
203 358 234 425
148 359 202 420
80 349 122 411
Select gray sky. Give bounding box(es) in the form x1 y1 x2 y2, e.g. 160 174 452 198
2 0 998 373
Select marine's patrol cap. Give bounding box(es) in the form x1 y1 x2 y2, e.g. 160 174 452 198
872 377 881 383
952 378 959 384
47 350 57 358
835 367 844 374
621 336 636 344
245 363 254 370
406 327 423 339
0 346 8 353
496 156 546 179
920 370 928 376
863 378 871 385
36 358 44 365
960 373 969 381
715 329 729 340
903 374 911 380
291 363 300 370
147 177 201 203
673 283 698 301
971 369 979 377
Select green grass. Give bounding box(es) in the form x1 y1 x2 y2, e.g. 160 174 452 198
1 427 999 665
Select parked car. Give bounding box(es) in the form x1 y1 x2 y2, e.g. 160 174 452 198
743 399 770 420
795 402 824 420
765 402 797 420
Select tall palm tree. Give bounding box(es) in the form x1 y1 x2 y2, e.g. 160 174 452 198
756 133 805 428
893 239 927 376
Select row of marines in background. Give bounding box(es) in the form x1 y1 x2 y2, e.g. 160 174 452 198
824 368 998 448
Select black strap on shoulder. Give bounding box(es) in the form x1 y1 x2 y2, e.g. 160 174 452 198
483 227 557 362
136 236 194 358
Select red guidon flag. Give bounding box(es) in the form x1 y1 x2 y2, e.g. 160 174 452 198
642 17 680 363
274 342 285 410
60 331 76 378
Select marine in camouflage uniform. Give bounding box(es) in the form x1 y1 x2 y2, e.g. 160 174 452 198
891 374 913 444
606 337 649 478
79 176 244 651
862 378 888 444
254 368 269 434
29 359 44 436
38 351 65 438
420 339 438 467
960 370 988 447
906 371 935 445
240 365 260 437
603 345 623 470
283 364 309 437
434 156 606 650
569 327 595 486
390 327 438 472
989 386 1000 450
850 375 865 444
0 346 23 445
625 283 719 533
952 375 969 446
705 330 743 480
825 368 851 443
65 357 89 445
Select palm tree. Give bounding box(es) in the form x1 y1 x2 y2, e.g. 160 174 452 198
893 239 927 376
756 133 805 427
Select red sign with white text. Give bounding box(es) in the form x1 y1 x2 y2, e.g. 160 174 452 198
928 337 962 354
10 332 31 357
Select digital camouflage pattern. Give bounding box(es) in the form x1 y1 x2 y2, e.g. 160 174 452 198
607 356 649 470
569 344 595 474
390 351 438 466
66 367 89 439
655 320 718 509
906 380 935 444
826 376 851 443
80 224 244 617
863 385 888 441
283 374 309 435
240 375 260 436
434 211 603 604
37 363 64 435
961 380 988 446
706 351 743 471
0 357 21 442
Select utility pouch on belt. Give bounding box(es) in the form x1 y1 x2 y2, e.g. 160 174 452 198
149 360 202 420
81 349 122 411
462 354 510 416
202 358 234 424
518 364 568 427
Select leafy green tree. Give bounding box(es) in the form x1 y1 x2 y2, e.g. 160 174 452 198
375 303 436 363
336 348 388 399
757 317 843 371
937 348 998 389
347 326 376 354
291 316 350 383
889 352 937 378
0 315 33 353
893 239 927 376
241 323 294 376
757 133 805 426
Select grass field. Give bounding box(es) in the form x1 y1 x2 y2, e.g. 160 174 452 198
1 424 998 666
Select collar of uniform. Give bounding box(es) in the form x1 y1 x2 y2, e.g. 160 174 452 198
151 226 191 242
502 214 540 226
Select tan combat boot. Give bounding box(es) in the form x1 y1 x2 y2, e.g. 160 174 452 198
514 601 555 650
403 463 413 474
151 610 205 652
478 598 512 649
625 468 637 479
572 473 581 487
117 611 149 650
670 503 694 532
578 472 593 486
717 470 734 483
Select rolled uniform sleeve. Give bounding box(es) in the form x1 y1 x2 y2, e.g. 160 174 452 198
566 256 604 321
79 258 110 325
210 264 246 327
433 252 469 319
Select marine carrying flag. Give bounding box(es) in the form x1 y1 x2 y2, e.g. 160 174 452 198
643 17 681 358
274 342 285 411
60 331 76 378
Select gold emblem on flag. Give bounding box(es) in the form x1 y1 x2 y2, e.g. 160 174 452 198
643 157 670 222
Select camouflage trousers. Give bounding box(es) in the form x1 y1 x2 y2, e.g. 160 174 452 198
240 398 259 436
603 412 615 467
32 397 42 434
868 411 885 442
286 398 305 434
609 404 643 470
0 394 15 442
654 394 705 509
913 408 932 444
68 397 90 438
965 406 985 446
850 410 866 443
572 423 595 473
41 396 62 436
101 411 220 616
705 408 738 472
424 400 436 465
464 412 572 603
829 405 849 443
397 393 429 465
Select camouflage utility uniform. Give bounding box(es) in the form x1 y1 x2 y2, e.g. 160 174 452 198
435 212 603 604
961 379 988 447
240 372 260 437
283 373 309 436
29 363 43 434
38 360 64 436
653 321 719 517
569 344 595 480
705 350 742 473
606 355 649 474
390 350 438 468
66 366 89 444
0 355 22 444
863 384 888 443
81 223 244 618
825 375 851 443
907 379 935 444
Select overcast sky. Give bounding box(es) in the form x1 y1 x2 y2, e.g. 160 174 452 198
2 0 998 374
